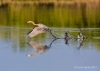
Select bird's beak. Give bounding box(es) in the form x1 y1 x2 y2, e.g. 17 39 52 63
27 21 30 23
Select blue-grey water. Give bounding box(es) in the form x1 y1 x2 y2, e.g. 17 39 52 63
0 26 100 71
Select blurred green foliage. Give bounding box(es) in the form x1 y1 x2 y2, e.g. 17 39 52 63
0 3 100 28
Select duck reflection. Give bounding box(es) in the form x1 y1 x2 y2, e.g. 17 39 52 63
77 40 84 50
27 39 57 57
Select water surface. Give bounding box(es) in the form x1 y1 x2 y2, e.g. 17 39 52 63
0 26 100 71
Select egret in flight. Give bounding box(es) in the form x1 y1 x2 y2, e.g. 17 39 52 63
27 21 57 38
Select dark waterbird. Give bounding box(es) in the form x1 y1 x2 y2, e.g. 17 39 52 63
27 21 57 38
65 32 71 44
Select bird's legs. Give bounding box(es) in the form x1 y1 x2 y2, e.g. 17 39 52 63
47 29 58 39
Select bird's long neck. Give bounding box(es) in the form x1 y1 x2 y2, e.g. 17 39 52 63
47 29 57 38
31 21 38 26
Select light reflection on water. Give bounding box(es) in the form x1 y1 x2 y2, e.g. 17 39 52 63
0 26 100 71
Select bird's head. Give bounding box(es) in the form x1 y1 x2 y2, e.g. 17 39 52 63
27 21 34 24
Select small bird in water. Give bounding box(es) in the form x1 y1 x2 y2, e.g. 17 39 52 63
77 28 86 40
65 31 71 44
27 21 57 38
65 32 70 40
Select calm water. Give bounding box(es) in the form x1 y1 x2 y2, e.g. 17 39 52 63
0 26 100 71
0 4 100 71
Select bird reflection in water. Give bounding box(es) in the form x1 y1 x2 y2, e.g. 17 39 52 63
27 39 57 57
77 40 84 50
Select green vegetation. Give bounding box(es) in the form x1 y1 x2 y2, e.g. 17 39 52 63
0 2 100 28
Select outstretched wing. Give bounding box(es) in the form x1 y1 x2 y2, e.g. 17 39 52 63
28 27 47 37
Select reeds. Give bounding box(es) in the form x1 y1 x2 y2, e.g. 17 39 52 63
0 0 100 7
0 0 11 6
